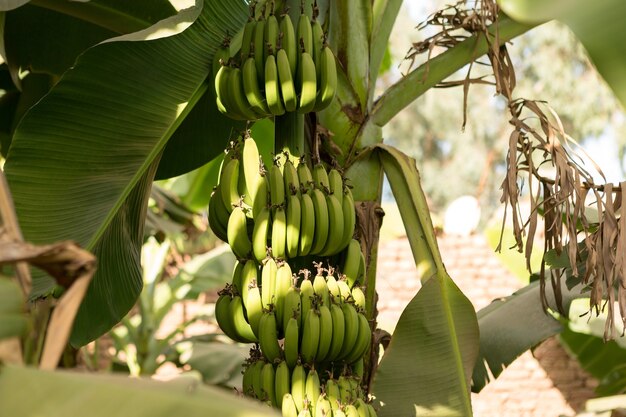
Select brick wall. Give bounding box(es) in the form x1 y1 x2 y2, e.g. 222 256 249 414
376 234 597 417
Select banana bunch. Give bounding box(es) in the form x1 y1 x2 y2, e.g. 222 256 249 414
242 356 378 417
213 7 337 120
209 135 356 262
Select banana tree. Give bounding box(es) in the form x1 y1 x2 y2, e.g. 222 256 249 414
1 0 625 415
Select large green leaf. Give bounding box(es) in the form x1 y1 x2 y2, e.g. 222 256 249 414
471 277 585 392
498 0 626 109
0 276 27 340
373 145 478 417
4 0 249 345
0 364 278 417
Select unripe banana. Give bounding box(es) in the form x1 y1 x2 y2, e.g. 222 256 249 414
252 207 270 262
297 14 312 55
271 206 287 259
345 312 372 364
245 284 263 338
354 398 369 417
253 19 266 82
297 52 317 113
286 194 302 258
227 206 252 258
334 409 347 417
326 274 341 302
219 158 240 212
345 404 360 417
309 188 329 254
212 41 231 81
240 19 256 61
316 304 333 361
240 260 258 305
261 257 278 309
366 403 378 417
314 46 338 111
215 65 245 119
264 13 279 62
242 360 255 396
300 308 320 364
351 357 365 380
250 359 266 399
312 164 330 191
291 363 307 413
327 302 346 361
252 174 269 219
336 279 352 303
305 368 321 409
228 67 261 120
327 169 344 203
264 54 286 116
260 361 276 405
274 262 293 328
298 409 312 417
283 286 302 331
283 158 300 197
300 279 315 322
351 286 366 310
298 192 315 256
311 19 324 71
282 393 299 417
259 311 282 363
325 379 341 411
315 394 332 417
342 239 362 288
242 56 271 116
313 273 330 307
277 48 297 112
242 137 262 194
339 187 356 252
279 14 297 76
229 295 257 343
275 360 291 409
269 163 286 206
283 315 300 368
215 293 239 341
208 187 229 242
231 260 244 296
338 376 353 404
338 303 359 359
320 193 344 256
297 162 314 190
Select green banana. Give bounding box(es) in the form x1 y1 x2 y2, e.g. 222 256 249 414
283 158 300 197
298 192 315 256
283 315 300 368
282 393 299 417
227 206 252 258
275 360 291 409
242 136 263 200
300 278 315 322
296 13 312 55
351 286 366 310
212 40 231 81
345 404 360 417
315 394 332 417
297 162 313 190
339 187 356 251
274 261 293 328
313 272 330 307
261 361 277 406
328 169 344 204
326 274 340 302
338 376 352 404
264 54 286 116
215 293 239 341
334 409 347 417
277 48 297 112
229 295 257 343
245 284 263 338
345 312 372 364
313 46 337 111
320 193 344 256
337 279 352 302
342 239 362 288
297 51 317 113
208 186 229 242
366 403 378 417
240 260 258 306
242 56 271 116
312 163 330 191
304 368 321 409
231 260 244 295
240 19 256 61
271 206 287 259
250 359 266 399
228 67 260 120
269 163 286 206
252 174 269 219
253 18 266 82
291 363 307 413
316 304 333 361
338 303 359 359
352 357 365 380
283 285 302 331
286 194 302 258
325 379 341 411
327 302 345 361
215 65 245 120
279 14 297 75
242 360 255 396
259 310 282 363
311 19 324 71
309 188 329 254
300 308 320 364
264 13 279 61
261 257 278 309
252 206 271 262
219 157 240 212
